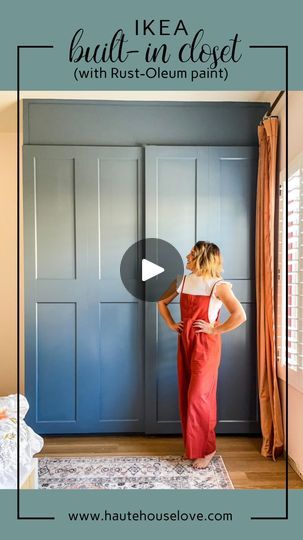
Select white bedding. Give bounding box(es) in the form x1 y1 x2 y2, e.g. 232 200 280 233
0 394 44 488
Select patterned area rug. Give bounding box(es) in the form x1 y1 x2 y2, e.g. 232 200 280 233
38 455 234 489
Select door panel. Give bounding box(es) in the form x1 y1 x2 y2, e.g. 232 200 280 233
98 158 139 279
34 157 76 279
145 145 259 434
157 304 181 423
206 147 257 278
99 303 141 422
156 157 197 256
36 302 76 422
23 145 144 434
218 304 258 429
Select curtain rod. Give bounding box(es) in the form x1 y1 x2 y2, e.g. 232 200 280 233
261 90 285 123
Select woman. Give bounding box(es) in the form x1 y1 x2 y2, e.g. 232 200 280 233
157 241 247 469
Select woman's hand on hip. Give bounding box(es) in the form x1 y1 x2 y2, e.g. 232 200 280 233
192 319 215 334
169 321 184 334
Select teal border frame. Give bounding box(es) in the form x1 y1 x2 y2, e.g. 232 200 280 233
16 43 289 521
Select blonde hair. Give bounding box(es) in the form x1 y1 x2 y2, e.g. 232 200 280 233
191 241 223 278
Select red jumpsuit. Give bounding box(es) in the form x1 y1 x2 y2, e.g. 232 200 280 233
177 275 223 459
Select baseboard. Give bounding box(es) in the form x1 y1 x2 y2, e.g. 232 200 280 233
283 449 303 481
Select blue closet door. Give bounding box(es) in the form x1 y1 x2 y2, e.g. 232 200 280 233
23 145 144 434
145 146 259 434
23 144 259 436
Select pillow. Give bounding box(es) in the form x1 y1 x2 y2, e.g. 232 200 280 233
0 408 8 420
0 394 29 420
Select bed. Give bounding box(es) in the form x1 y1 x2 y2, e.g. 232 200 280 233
0 394 44 489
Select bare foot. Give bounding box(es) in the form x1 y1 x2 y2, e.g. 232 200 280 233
192 450 216 469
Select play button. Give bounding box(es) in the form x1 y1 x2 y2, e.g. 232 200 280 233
142 259 164 281
120 238 184 302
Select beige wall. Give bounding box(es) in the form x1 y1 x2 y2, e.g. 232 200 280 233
0 130 22 393
276 91 303 477
0 94 24 393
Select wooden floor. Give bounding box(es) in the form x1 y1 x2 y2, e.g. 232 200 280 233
37 434 303 489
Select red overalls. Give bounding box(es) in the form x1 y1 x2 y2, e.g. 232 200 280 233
177 276 223 459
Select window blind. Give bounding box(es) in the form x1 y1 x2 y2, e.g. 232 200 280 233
277 153 303 372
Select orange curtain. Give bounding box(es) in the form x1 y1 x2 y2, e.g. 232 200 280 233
255 117 284 461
